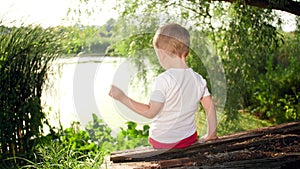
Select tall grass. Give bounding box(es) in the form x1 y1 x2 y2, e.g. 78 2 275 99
0 23 70 167
20 141 104 169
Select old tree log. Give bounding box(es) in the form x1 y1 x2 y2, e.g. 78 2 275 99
106 122 300 169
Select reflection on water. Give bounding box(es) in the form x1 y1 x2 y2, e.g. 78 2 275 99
42 56 153 135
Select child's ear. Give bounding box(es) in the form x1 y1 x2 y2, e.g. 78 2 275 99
158 49 166 57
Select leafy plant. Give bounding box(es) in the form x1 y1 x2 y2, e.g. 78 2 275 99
115 121 149 150
85 114 116 153
27 114 149 168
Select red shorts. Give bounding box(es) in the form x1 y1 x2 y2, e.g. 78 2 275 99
149 131 198 149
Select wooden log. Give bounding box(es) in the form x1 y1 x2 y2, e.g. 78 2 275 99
108 122 300 168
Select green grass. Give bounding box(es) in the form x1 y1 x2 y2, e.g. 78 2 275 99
196 110 272 137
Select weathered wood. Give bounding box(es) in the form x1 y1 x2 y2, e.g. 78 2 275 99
108 122 300 168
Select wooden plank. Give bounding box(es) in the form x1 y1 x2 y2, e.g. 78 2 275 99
156 154 300 169
194 155 300 169
102 161 159 169
110 122 300 163
107 122 300 168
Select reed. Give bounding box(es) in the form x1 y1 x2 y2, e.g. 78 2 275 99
0 24 66 167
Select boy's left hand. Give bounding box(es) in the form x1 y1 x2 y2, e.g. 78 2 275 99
198 134 218 143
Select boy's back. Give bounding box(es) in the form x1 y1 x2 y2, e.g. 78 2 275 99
150 68 210 143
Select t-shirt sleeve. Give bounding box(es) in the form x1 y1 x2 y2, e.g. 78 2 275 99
150 76 167 103
203 85 210 97
198 74 210 98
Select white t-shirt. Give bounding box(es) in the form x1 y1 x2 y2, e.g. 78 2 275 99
149 68 210 143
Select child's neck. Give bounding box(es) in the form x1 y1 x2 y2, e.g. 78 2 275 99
164 55 189 70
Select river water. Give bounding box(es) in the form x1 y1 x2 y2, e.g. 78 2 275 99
41 56 153 135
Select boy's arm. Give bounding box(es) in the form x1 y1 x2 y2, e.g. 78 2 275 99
200 95 218 142
109 85 164 119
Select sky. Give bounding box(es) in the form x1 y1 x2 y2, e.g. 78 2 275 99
0 0 119 27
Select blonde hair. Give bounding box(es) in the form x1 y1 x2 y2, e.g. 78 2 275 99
153 23 190 58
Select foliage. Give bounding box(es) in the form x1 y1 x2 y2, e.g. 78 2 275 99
49 114 115 160
53 25 101 54
85 114 115 154
196 109 272 137
88 114 149 152
60 19 117 55
250 32 300 123
16 114 149 168
216 4 282 111
76 22 115 54
115 121 149 150
0 24 70 167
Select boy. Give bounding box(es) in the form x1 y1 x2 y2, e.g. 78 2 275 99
109 23 217 149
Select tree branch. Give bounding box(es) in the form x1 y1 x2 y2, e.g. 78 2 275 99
217 0 300 16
